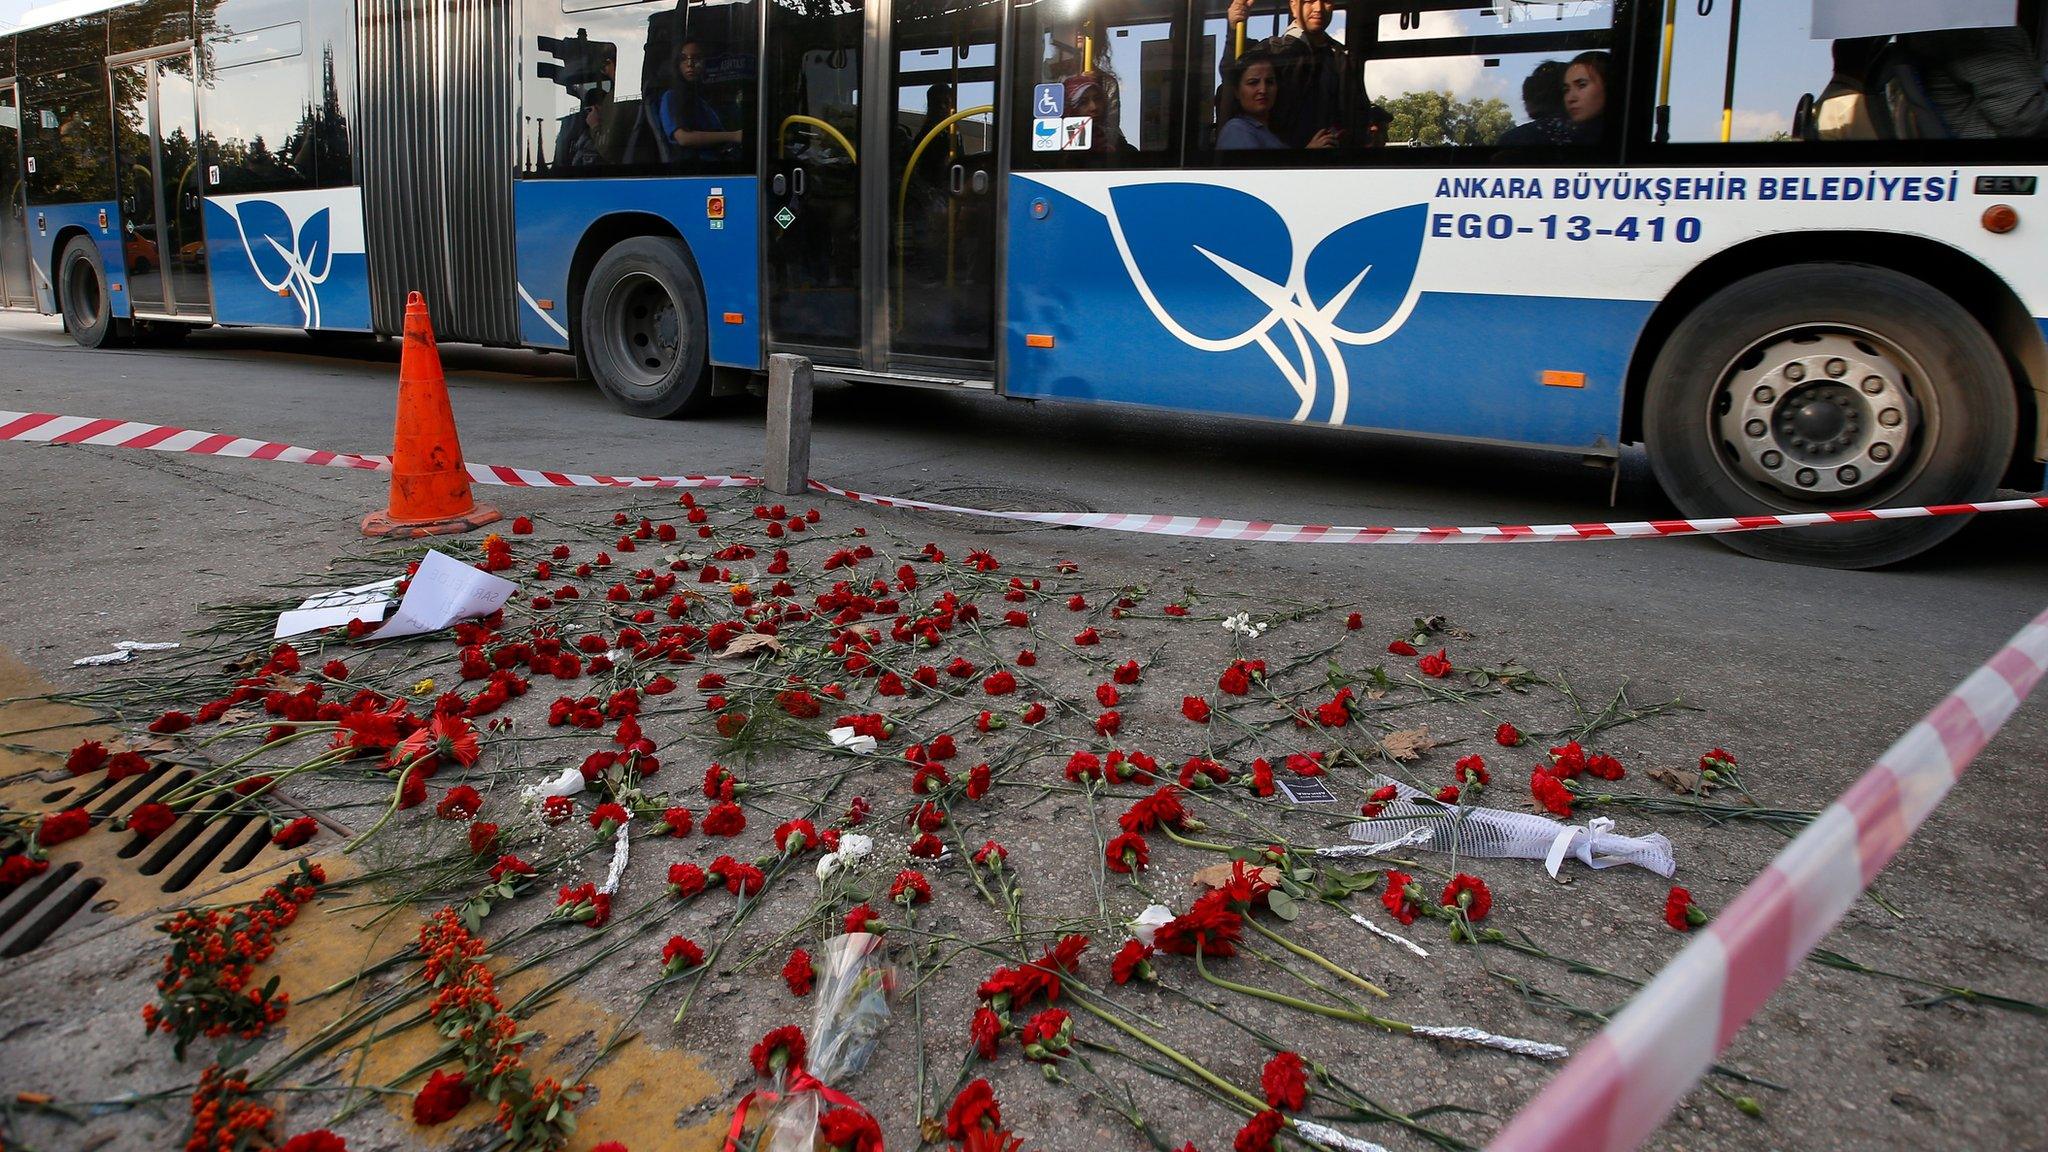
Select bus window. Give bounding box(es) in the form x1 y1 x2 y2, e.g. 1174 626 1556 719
201 1 317 196
22 66 114 205
1012 0 1186 168
1363 3 1615 153
110 0 193 56
1664 1 2048 144
523 0 755 179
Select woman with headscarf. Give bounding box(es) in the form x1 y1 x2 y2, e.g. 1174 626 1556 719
1062 70 1132 152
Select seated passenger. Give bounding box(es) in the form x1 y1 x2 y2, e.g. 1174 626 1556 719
1898 23 2048 138
1497 61 1573 146
659 40 742 162
1063 72 1133 152
1815 37 1886 141
1217 51 1333 149
555 89 610 167
1559 50 1610 144
1226 0 1370 147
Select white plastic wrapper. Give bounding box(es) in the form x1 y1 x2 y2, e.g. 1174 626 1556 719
1341 775 1674 878
743 932 895 1152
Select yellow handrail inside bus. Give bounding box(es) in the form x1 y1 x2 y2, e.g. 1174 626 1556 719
894 104 994 229
1653 0 1678 143
894 104 995 329
776 114 858 162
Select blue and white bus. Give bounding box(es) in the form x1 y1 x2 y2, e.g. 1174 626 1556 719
2 0 2044 567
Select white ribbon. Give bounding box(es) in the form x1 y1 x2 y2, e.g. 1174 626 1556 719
523 765 587 800
1316 827 1434 859
599 822 631 895
1350 912 1429 958
1294 1120 1395 1152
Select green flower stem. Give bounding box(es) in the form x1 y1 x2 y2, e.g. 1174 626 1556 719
1244 919 1388 999
1066 993 1267 1115
1158 824 1236 854
1193 946 1408 1034
344 751 428 853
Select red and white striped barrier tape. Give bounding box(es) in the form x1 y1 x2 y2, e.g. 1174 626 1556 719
805 479 2048 544
0 411 759 489
1490 604 2048 1152
7 408 2047 538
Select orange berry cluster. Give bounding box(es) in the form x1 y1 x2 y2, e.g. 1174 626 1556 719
144 860 325 1060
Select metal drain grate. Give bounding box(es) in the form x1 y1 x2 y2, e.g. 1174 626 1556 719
3 761 339 957
893 484 1095 536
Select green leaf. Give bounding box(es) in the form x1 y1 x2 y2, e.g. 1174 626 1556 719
1266 889 1300 921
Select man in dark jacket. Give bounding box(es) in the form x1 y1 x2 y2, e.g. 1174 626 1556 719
1225 0 1384 148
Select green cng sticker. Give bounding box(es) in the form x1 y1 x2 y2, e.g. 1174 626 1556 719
774 206 796 230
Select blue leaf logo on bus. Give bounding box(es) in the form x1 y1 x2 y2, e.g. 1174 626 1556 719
1101 185 1426 424
228 200 335 328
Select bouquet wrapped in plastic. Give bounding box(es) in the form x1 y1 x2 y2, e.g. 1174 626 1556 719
725 932 894 1152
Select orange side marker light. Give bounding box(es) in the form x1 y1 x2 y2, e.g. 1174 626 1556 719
1541 370 1586 389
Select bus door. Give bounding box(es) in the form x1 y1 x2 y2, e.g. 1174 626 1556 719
0 84 35 309
763 0 1002 374
111 50 209 321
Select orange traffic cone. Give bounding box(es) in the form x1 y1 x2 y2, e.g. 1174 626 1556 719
361 292 501 538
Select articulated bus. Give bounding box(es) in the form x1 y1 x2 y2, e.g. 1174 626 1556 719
1 0 2044 567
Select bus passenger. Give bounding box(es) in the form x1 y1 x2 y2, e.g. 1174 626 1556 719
555 90 610 167
1814 37 1885 141
1899 23 2048 138
1215 53 1284 149
1063 72 1133 152
1560 51 1610 143
1496 60 1573 146
1225 0 1371 148
660 40 742 162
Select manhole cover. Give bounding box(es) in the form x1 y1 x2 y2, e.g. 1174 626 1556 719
893 484 1094 535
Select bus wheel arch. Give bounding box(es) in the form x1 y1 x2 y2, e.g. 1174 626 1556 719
55 230 126 349
1641 261 2017 569
574 223 712 419
1622 232 2045 490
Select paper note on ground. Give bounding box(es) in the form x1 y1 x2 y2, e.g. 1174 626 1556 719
1276 777 1338 805
275 577 403 639
370 549 517 640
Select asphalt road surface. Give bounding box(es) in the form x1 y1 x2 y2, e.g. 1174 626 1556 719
1 312 2045 1151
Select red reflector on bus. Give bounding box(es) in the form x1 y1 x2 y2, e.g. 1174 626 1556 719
1541 370 1585 389
1025 334 1055 349
723 312 744 325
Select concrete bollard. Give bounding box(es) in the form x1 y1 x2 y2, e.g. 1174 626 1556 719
765 353 814 497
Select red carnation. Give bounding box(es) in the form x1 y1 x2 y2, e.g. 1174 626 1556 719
667 862 707 897
703 801 746 837
1496 721 1523 746
970 1006 1002 1059
967 763 992 799
662 806 694 836
1440 873 1492 921
982 669 1017 696
1435 784 1461 804
749 1025 807 1078
1454 754 1490 786
1387 639 1418 657
436 785 482 820
1381 870 1422 925
106 751 151 780
1665 886 1709 932
36 808 90 847
1417 649 1453 678
1105 831 1149 873
888 869 931 905
65 740 109 775
126 802 176 841
1110 939 1156 985
1019 1007 1072 1062
1154 891 1243 957
411 1068 471 1126
148 711 194 735
0 854 49 891
818 1108 882 1152
1345 612 1363 630
1181 696 1211 723
944 1078 1002 1138
1218 667 1250 696
662 935 705 975
1235 1109 1285 1152
1530 770 1575 818
782 948 816 996
844 903 882 934
279 1132 349 1152
1261 1050 1308 1110
467 821 499 855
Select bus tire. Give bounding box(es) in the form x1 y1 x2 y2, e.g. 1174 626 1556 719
579 236 710 419
58 236 125 349
1644 263 2015 569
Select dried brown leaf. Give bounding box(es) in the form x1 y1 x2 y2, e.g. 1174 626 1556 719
719 632 783 658
1380 725 1438 762
1647 767 1714 796
1191 862 1281 890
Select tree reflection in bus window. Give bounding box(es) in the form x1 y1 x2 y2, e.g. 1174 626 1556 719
1012 0 1185 167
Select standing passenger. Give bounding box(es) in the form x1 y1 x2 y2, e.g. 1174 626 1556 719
1224 0 1374 148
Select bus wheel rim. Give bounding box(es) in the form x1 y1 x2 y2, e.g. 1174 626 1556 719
602 271 683 392
1712 326 1926 505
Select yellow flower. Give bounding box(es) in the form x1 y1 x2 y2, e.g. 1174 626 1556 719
413 678 436 695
